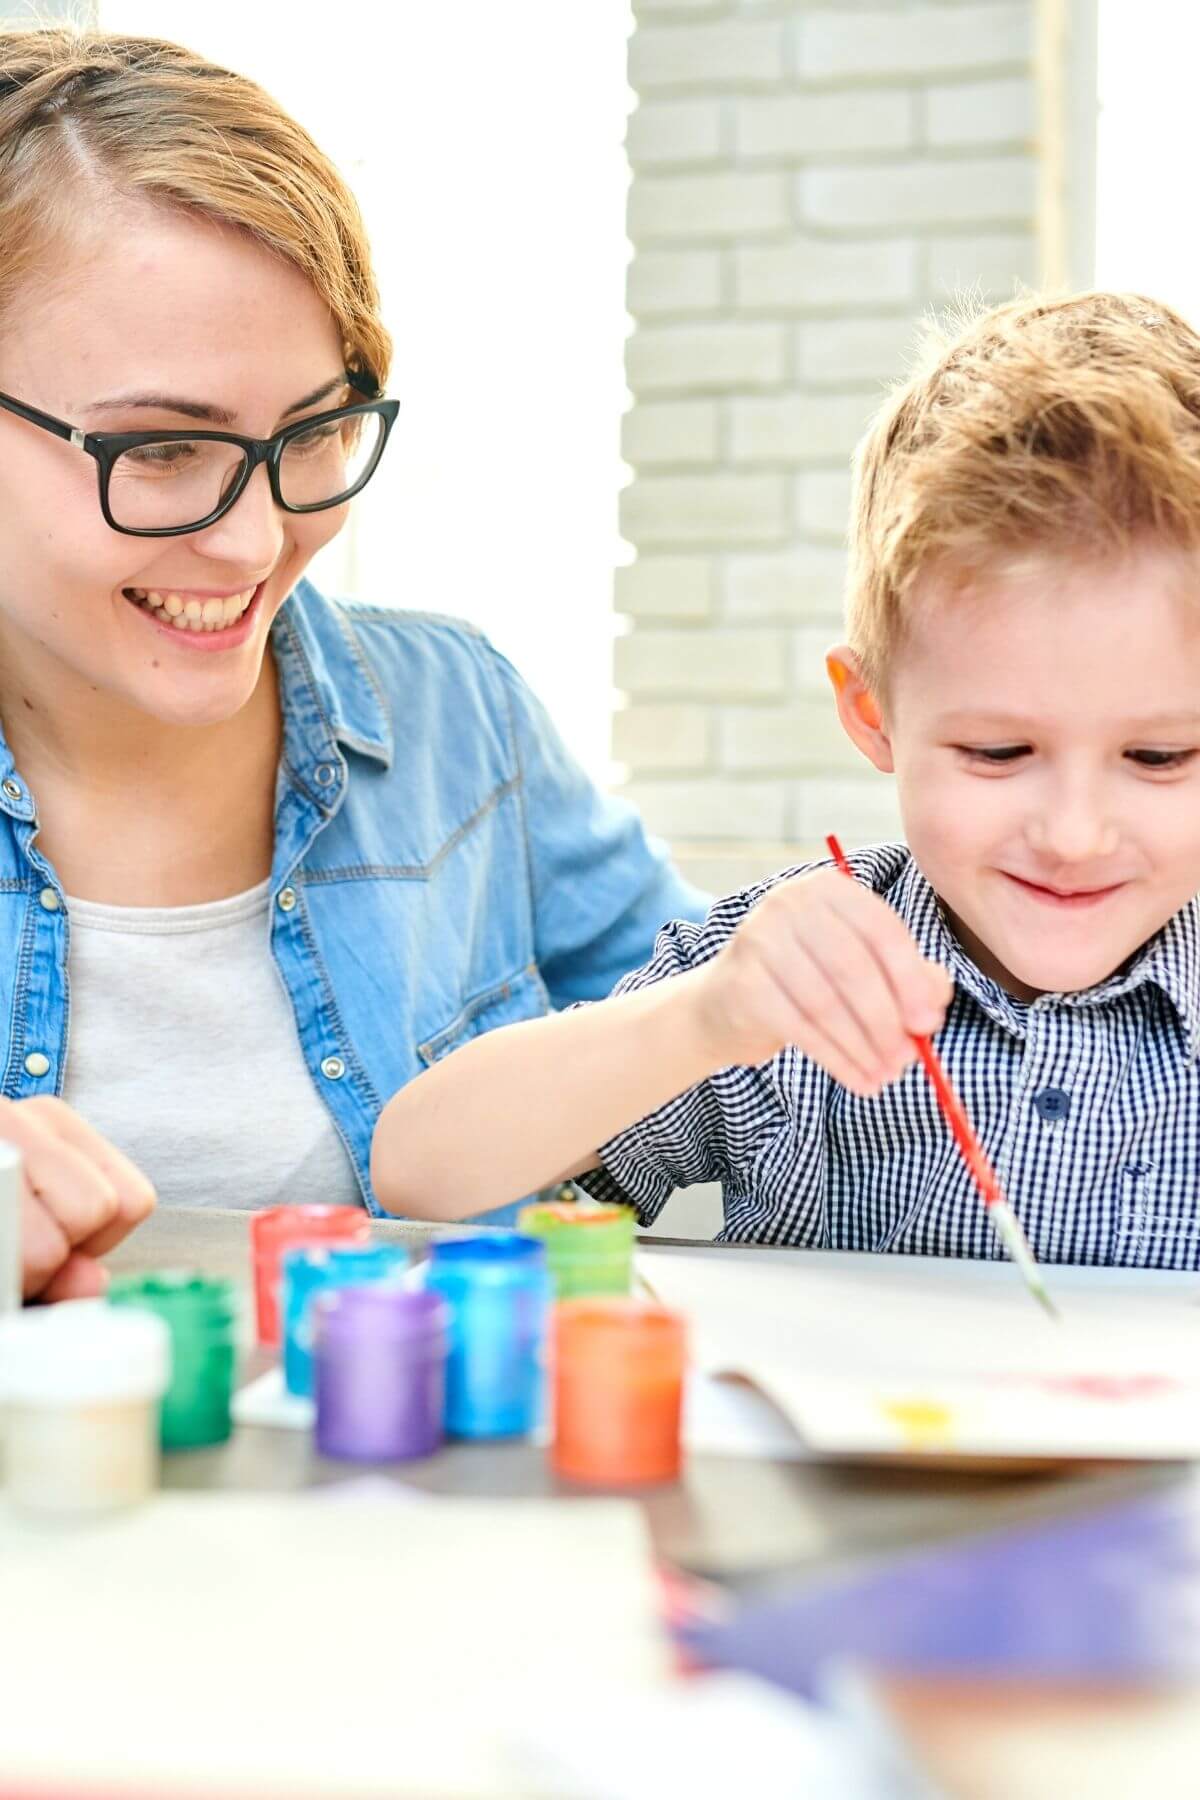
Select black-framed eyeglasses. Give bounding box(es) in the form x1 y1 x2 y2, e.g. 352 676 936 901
0 369 399 538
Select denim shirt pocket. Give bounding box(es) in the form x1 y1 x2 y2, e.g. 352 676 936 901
417 963 551 1067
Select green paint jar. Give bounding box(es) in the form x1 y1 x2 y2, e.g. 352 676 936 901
516 1202 636 1300
107 1271 239 1450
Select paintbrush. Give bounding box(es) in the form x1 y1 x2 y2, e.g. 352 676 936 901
825 833 1059 1320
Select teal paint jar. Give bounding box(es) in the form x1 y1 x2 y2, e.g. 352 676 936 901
281 1243 410 1397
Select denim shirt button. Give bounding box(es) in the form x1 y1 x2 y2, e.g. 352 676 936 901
2 779 21 802
320 1055 346 1081
37 888 60 912
277 887 298 913
23 1052 50 1078
314 763 337 788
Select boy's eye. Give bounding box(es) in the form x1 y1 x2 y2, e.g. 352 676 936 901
1126 748 1197 770
955 745 1031 764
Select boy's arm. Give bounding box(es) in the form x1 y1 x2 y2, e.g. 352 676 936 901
372 866 954 1223
371 970 717 1221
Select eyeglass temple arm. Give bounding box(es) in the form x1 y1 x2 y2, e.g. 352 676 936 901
0 389 79 445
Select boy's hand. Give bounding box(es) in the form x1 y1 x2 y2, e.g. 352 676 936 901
1 1097 157 1302
686 869 953 1094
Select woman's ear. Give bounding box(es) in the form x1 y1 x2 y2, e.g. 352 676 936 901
825 646 894 773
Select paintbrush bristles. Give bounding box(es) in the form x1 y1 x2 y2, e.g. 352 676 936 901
824 833 1059 1321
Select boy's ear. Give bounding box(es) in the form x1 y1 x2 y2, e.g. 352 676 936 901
825 646 894 773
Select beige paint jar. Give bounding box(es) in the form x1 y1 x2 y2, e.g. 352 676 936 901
0 1301 170 1517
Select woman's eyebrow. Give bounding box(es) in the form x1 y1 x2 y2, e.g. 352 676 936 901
80 374 347 425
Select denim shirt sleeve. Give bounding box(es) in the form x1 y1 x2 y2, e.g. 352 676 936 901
487 643 710 1007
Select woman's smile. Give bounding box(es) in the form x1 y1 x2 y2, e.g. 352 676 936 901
121 579 266 647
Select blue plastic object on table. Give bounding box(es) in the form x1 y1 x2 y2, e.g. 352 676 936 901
683 1479 1200 1694
424 1232 550 1437
281 1242 409 1397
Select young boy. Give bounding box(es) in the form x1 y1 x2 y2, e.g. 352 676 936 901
373 292 1200 1269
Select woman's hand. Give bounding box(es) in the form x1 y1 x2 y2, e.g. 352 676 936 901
2 1097 157 1301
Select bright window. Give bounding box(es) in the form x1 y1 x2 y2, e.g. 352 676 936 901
96 1 632 777
1095 1 1200 318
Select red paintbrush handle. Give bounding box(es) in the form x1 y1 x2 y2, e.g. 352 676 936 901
824 834 1003 1211
912 1037 1002 1208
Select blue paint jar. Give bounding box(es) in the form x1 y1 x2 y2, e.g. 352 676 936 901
280 1243 409 1397
424 1233 550 1437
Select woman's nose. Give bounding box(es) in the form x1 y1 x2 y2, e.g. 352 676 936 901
190 460 285 569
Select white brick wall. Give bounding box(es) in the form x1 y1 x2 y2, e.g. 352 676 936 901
620 0 1055 892
797 6 1031 80
628 248 722 317
630 22 787 91
627 321 786 392
736 237 918 311
620 473 789 547
622 400 720 466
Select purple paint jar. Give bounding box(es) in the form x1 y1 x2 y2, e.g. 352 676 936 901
313 1284 448 1463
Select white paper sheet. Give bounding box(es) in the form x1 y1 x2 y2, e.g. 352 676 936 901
509 1670 929 1800
642 1246 1200 1461
0 1492 667 1797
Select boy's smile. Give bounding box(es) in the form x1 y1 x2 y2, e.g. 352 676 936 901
830 542 1200 1002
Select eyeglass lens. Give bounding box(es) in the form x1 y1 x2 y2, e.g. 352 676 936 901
105 410 386 531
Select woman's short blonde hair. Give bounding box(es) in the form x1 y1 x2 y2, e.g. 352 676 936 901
0 25 391 387
847 291 1200 693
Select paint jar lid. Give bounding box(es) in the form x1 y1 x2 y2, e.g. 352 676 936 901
0 1300 170 1405
315 1283 448 1346
282 1243 409 1286
251 1205 371 1250
428 1231 547 1287
518 1202 636 1254
554 1298 686 1368
108 1270 237 1325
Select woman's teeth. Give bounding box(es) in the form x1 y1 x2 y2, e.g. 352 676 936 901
124 585 257 632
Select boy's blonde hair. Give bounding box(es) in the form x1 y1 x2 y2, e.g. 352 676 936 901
847 291 1200 693
0 26 391 387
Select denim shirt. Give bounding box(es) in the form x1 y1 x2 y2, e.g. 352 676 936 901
0 580 707 1216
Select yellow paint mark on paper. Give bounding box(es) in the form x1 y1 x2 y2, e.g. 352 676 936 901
879 1397 956 1449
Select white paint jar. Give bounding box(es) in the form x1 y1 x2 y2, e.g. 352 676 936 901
0 1142 22 1315
0 1301 170 1517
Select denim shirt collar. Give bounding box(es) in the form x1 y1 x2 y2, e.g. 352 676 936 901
272 579 393 778
0 579 393 835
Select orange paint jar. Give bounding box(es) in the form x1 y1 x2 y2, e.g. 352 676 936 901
250 1205 371 1347
551 1298 686 1486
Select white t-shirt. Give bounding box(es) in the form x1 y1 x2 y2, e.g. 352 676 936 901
60 879 364 1212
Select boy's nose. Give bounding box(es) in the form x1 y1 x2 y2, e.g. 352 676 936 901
1026 803 1120 864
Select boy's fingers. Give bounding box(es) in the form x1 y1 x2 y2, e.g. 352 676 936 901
825 880 952 1036
800 899 919 1073
758 945 888 1089
795 1028 890 1096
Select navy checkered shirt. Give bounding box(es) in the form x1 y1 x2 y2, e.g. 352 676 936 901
577 843 1200 1267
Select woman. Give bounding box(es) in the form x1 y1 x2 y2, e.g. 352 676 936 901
0 27 705 1300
